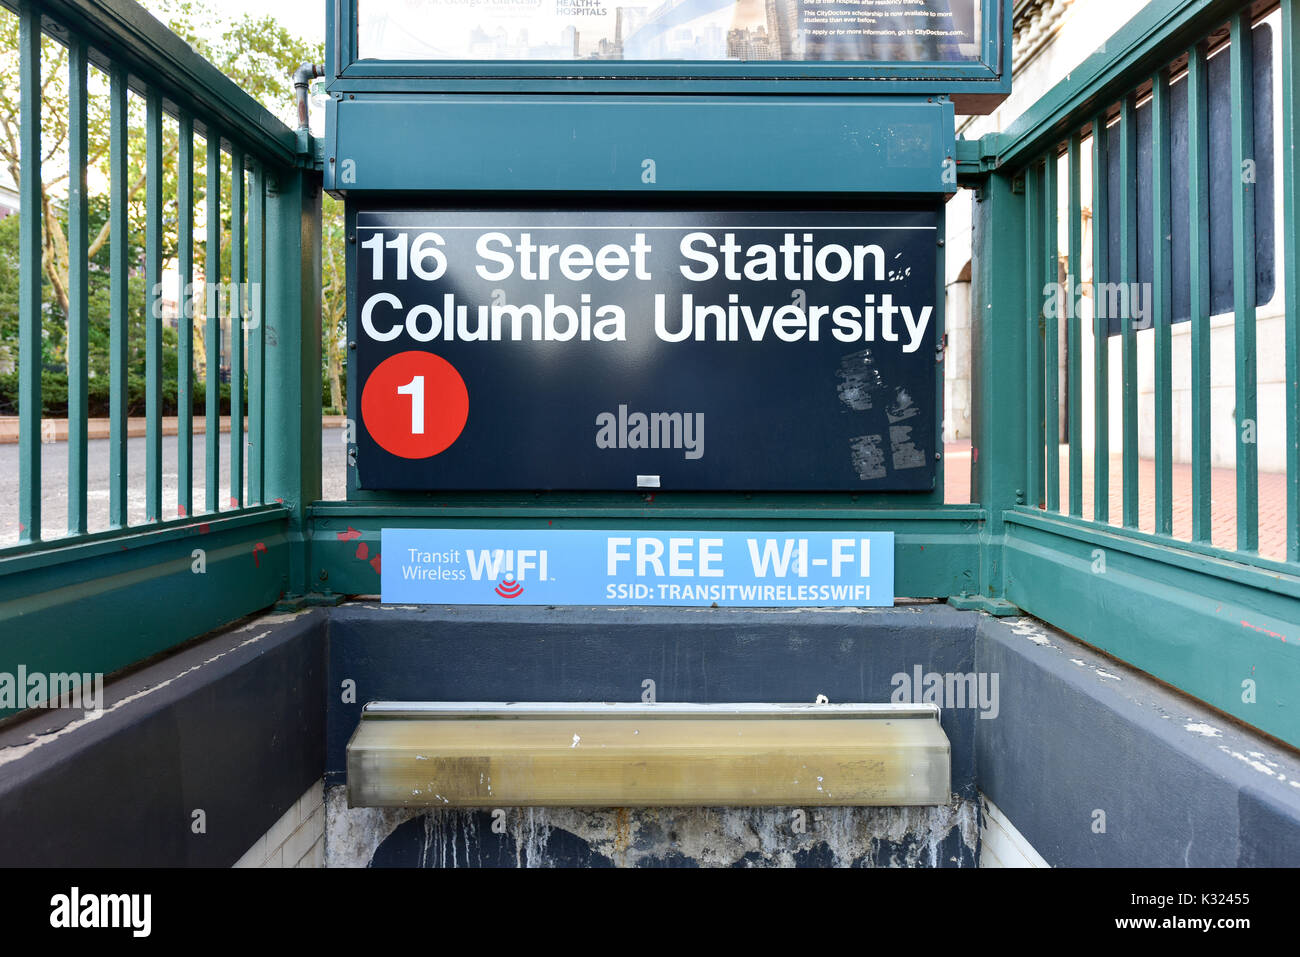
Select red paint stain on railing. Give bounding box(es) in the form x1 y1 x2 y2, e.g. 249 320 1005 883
1241 620 1286 641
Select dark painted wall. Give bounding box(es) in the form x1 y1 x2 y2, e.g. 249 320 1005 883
0 610 327 867
975 616 1300 868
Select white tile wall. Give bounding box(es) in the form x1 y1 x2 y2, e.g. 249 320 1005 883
232 779 325 868
979 794 1051 868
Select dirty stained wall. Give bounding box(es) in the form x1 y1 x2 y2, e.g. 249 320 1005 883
325 786 981 868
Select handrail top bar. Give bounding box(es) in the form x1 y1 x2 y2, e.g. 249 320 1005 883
994 0 1275 171
361 701 943 720
2 0 300 167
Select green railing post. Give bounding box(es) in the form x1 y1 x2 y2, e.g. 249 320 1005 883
1090 115 1110 525
108 62 128 529
205 132 222 515
67 37 89 537
231 148 245 508
963 162 1027 615
1286 0 1300 564
145 87 164 523
17 0 41 544
1188 41 1212 544
1230 11 1258 553
263 164 322 598
1152 68 1173 536
178 112 195 518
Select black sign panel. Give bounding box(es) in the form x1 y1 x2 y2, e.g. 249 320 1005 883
352 209 939 491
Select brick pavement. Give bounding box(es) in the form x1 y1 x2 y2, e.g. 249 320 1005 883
944 440 1290 562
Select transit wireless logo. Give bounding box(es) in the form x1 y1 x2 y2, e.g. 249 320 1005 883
494 577 524 598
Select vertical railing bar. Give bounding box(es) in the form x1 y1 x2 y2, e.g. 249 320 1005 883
108 63 129 528
145 87 164 523
67 37 89 537
1152 67 1174 536
248 161 266 505
178 111 194 519
230 147 245 509
1188 42 1213 543
1044 147 1061 512
1067 132 1084 517
1284 0 1300 563
1120 93 1140 529
17 1 42 544
1025 161 1046 509
1231 12 1259 552
1091 114 1111 524
206 131 222 514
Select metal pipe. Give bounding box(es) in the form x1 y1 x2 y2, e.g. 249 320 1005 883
293 62 324 131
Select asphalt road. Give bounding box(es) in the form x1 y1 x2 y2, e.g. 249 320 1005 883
0 426 347 547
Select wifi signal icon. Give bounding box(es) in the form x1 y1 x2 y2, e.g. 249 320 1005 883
494 578 524 599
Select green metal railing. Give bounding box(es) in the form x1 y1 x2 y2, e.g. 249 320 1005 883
1005 3 1289 557
972 0 1300 746
0 0 320 694
12 0 272 538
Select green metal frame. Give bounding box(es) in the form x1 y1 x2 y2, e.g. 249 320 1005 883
2 0 1299 755
325 0 1012 112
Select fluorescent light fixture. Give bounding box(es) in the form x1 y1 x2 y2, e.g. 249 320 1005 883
347 702 951 808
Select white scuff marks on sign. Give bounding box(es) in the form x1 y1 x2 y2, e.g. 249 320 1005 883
835 348 883 411
889 424 926 470
1094 669 1121 681
1184 722 1222 738
849 434 887 480
886 388 920 423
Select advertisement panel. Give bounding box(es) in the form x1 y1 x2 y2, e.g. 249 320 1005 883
381 528 895 605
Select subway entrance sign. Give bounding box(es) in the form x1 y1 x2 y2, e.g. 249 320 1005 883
325 0 1010 496
353 207 941 492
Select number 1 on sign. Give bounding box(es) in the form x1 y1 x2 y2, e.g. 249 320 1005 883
397 375 425 434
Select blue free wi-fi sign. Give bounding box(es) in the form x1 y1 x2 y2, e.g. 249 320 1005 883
381 529 895 607
352 208 940 492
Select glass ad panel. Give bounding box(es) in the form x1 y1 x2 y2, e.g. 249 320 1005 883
357 0 981 63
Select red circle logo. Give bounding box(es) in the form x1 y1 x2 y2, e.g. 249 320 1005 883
361 351 469 459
